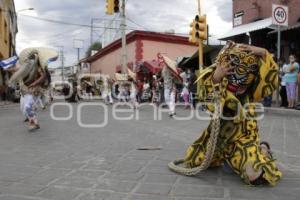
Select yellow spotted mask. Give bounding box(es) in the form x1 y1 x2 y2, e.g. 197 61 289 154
215 41 278 101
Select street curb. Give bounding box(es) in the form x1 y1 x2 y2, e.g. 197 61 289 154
264 107 300 117
0 103 18 108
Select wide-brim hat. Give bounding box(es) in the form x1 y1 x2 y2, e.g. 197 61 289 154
161 55 182 82
19 47 58 69
127 68 136 81
115 73 128 81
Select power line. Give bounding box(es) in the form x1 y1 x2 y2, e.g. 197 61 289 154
126 17 149 31
19 14 191 36
20 14 132 30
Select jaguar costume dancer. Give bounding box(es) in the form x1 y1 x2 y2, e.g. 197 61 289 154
168 42 282 186
9 47 58 131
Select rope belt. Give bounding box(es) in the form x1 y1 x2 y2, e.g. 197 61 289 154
168 88 221 176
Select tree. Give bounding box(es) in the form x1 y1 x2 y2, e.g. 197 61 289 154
85 42 102 58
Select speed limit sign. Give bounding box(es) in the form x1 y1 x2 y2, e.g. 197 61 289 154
272 4 288 26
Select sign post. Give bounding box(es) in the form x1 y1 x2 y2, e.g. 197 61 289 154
197 0 203 71
272 4 288 106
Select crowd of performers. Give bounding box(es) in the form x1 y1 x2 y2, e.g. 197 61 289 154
5 42 283 186
67 63 199 117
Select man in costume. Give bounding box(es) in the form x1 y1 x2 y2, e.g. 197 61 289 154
161 55 182 117
169 42 282 186
9 47 58 131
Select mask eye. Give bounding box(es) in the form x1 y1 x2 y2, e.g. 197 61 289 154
248 64 259 73
229 54 240 66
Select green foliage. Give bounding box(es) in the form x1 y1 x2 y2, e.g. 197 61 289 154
85 42 102 57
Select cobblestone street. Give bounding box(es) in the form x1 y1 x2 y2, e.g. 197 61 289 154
0 103 300 200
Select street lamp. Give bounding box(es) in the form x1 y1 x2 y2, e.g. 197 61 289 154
1 7 34 14
16 8 34 13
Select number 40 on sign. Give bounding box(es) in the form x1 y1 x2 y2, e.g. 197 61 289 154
272 4 288 27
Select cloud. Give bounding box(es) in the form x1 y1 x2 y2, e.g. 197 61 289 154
14 0 232 66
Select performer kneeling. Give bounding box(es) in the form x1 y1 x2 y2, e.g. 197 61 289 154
168 42 282 186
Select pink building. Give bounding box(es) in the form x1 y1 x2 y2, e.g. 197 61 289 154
81 31 198 78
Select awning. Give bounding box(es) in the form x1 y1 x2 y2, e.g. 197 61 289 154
177 45 223 70
268 22 300 34
143 60 162 74
219 18 277 40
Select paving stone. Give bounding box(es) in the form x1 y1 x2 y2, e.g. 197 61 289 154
175 198 224 200
49 158 86 169
229 188 278 200
35 186 83 200
177 176 219 186
78 191 127 200
0 195 38 200
96 179 137 193
269 188 300 200
171 185 224 198
0 181 12 187
53 176 96 189
67 170 106 179
103 172 145 181
0 172 30 182
143 174 178 184
112 162 144 173
0 183 46 196
0 165 43 176
21 168 71 186
148 159 169 166
129 194 174 200
142 165 176 175
135 183 172 195
1 105 300 200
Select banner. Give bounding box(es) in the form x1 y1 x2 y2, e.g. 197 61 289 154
0 55 18 70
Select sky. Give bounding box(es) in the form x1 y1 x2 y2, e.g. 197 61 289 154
14 0 233 67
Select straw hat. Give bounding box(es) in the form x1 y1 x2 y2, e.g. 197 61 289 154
161 55 178 74
115 73 128 81
19 47 58 69
161 55 182 82
127 68 136 81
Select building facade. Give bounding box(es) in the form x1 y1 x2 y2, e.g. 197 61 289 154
81 31 198 78
221 0 300 103
221 0 300 59
0 0 18 100
0 0 17 60
233 0 300 27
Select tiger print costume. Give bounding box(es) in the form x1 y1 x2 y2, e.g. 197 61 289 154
183 42 282 186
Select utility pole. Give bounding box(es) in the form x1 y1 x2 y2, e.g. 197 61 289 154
73 39 83 75
197 0 203 71
120 0 127 74
276 25 281 106
90 19 94 46
57 46 64 82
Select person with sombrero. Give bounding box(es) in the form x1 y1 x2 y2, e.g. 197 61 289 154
127 68 138 109
7 47 58 131
161 54 182 117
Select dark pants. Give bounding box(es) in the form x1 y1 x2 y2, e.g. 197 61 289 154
263 96 272 107
280 85 288 107
190 93 196 108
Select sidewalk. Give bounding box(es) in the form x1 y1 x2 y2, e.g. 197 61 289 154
0 101 17 107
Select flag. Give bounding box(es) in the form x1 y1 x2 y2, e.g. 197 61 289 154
0 55 18 70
